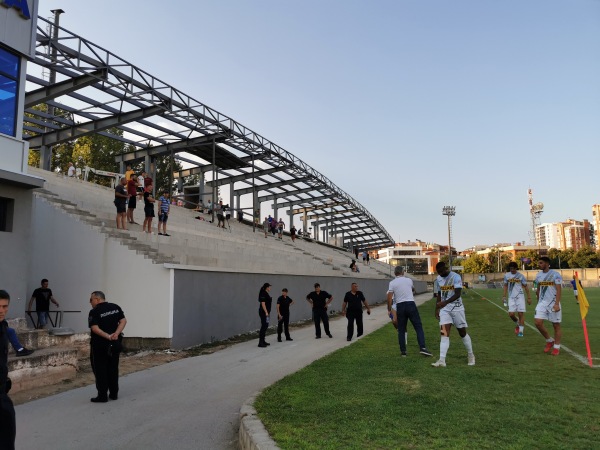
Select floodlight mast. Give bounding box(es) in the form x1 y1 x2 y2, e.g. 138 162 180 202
442 206 456 268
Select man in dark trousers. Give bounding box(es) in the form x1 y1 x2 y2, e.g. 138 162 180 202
342 282 371 341
0 290 16 450
27 279 60 329
88 291 127 403
277 288 295 342
306 283 333 339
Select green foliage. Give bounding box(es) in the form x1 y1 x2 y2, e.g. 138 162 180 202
569 246 600 269
256 291 600 449
463 254 492 273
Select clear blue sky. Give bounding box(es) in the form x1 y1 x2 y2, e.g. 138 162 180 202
37 0 600 250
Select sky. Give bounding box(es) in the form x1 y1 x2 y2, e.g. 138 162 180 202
36 0 600 250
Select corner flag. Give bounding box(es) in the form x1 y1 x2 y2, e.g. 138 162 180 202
574 273 589 320
574 272 592 367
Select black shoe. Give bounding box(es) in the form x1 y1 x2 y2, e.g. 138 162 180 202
316 336 321 339
347 338 352 342
265 342 271 346
164 233 170 236
16 348 34 356
357 333 363 338
401 352 407 357
327 333 333 338
258 342 267 348
420 348 433 357
286 337 293 341
277 337 282 342
158 233 164 235
91 396 108 403
109 393 118 400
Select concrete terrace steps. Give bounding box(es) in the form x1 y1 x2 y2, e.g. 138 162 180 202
8 346 79 393
28 166 388 278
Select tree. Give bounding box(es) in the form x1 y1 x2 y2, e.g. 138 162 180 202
569 246 600 269
463 254 492 274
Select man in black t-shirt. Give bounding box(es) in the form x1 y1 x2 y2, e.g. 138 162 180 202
114 177 129 230
276 288 295 342
27 279 59 329
342 282 371 341
0 290 16 450
88 291 127 403
306 283 333 339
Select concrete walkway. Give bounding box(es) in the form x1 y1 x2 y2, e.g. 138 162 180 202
15 296 431 450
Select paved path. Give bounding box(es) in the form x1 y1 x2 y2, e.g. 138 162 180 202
15 296 430 450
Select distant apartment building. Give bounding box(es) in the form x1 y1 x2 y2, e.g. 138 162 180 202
377 240 450 274
592 205 600 249
536 219 590 250
476 243 549 261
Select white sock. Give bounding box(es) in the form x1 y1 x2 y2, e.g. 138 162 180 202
554 344 561 349
546 338 554 343
440 336 450 359
519 326 524 333
462 334 473 354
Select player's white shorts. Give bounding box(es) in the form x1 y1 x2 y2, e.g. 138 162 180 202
508 295 526 313
573 290 578 296
439 309 468 328
535 304 562 323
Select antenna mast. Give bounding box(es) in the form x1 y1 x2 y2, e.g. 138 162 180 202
528 188 544 245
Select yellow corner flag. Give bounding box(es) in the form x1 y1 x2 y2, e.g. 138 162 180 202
575 273 589 320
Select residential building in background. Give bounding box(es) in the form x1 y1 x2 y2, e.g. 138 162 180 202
592 205 600 249
536 219 590 250
376 240 452 274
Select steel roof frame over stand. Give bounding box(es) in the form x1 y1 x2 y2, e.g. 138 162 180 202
24 17 394 250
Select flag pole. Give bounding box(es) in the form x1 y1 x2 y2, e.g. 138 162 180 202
581 318 593 368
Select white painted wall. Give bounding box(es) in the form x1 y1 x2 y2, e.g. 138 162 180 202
28 197 173 338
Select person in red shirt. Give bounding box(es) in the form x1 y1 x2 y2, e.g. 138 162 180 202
126 174 139 224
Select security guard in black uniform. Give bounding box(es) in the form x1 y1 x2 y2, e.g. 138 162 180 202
88 291 127 403
0 289 16 450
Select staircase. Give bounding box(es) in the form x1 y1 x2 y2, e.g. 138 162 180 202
7 317 89 394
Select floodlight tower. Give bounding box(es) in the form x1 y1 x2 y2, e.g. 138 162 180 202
442 206 456 268
528 188 544 245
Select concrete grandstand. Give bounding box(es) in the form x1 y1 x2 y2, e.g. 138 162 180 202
4 15 405 349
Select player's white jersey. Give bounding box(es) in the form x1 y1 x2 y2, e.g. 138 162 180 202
436 271 464 312
535 269 562 307
503 272 527 300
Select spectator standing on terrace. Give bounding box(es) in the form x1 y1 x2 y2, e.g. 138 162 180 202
0 290 16 449
28 279 60 330
88 291 127 402
237 207 244 223
143 183 156 234
257 283 272 348
366 252 370 265
290 225 297 242
342 282 371 341
114 177 129 230
277 288 294 342
143 171 152 190
126 174 139 224
158 191 170 236
362 250 368 265
270 219 278 237
306 283 333 339
137 173 145 199
124 165 134 185
387 266 432 357
67 162 76 178
277 218 285 239
263 217 269 238
216 201 225 228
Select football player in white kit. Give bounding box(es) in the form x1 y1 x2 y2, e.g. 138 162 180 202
431 262 475 367
534 256 562 356
502 262 532 337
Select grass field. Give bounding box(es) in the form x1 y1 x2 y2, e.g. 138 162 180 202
255 287 600 449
